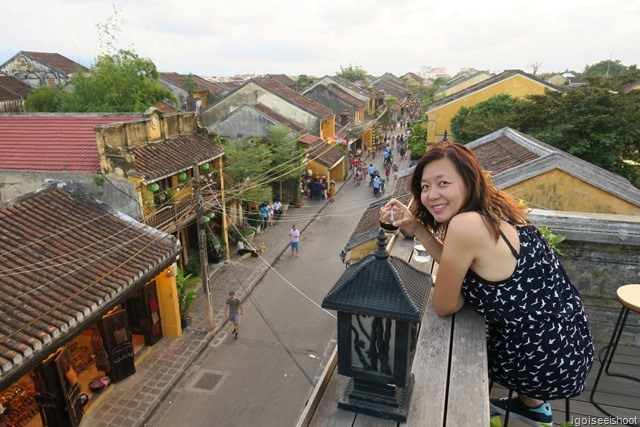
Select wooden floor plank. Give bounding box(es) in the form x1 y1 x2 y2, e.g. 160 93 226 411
490 342 640 426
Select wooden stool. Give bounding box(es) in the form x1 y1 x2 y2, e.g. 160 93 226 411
589 284 640 422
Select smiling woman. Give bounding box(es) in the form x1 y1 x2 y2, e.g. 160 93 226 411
384 141 594 427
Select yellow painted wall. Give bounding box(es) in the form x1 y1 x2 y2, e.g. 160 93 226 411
504 169 640 215
427 74 556 143
440 73 492 97
155 264 183 337
320 117 336 139
351 240 378 262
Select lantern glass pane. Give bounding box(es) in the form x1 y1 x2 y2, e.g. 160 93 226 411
349 315 396 375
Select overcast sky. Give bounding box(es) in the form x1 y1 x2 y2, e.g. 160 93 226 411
2 0 637 79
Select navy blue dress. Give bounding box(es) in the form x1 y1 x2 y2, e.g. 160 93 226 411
461 224 594 400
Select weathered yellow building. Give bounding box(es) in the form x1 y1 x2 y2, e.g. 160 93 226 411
426 70 560 144
469 127 640 215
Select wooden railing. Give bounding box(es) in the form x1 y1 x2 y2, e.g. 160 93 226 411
144 193 196 232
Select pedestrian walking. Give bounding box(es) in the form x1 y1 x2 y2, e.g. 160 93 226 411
225 291 243 339
289 224 301 257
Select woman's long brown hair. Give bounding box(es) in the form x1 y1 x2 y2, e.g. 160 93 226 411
410 142 528 240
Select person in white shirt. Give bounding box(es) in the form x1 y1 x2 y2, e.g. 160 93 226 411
273 200 283 221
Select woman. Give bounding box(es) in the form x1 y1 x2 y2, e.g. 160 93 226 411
385 142 593 427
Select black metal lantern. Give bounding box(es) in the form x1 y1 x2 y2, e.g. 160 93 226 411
322 229 431 422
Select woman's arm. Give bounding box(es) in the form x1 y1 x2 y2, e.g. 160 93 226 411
432 213 485 316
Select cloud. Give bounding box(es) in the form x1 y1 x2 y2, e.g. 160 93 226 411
1 0 638 78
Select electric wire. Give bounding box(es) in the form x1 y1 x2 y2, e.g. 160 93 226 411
0 137 553 343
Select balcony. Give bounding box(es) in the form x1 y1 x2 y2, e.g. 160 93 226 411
144 192 195 233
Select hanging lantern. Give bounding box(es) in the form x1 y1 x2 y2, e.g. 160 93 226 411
200 163 210 171
177 171 187 182
147 183 160 193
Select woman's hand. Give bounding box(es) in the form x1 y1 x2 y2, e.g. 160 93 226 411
384 199 423 235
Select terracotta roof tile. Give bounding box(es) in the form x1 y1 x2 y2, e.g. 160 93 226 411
472 135 540 175
306 138 345 169
0 182 180 386
19 51 88 74
0 76 33 99
325 85 365 107
0 114 140 172
133 133 224 182
256 79 334 119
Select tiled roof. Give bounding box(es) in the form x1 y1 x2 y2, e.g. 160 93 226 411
345 167 416 251
216 81 243 92
255 78 334 119
0 75 33 99
19 51 88 74
467 127 640 207
346 196 391 249
325 85 365 107
132 133 224 182
0 182 180 386
160 72 226 96
323 231 430 322
251 103 306 133
305 138 345 169
191 75 225 96
428 70 561 110
262 74 297 90
328 76 371 98
472 135 540 175
0 114 140 172
159 72 185 88
393 166 414 207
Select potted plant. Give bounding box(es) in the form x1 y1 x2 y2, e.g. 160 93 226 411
175 266 200 328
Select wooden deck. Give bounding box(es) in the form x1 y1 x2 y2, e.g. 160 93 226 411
299 232 640 426
491 342 640 426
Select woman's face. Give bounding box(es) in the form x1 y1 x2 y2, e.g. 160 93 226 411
419 157 468 223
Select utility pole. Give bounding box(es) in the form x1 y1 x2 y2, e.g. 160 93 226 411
194 164 215 331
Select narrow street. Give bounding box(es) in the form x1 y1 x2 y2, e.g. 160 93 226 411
148 129 413 427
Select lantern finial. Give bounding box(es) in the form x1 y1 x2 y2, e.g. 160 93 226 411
374 229 389 260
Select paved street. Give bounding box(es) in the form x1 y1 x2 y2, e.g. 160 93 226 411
149 135 412 426
81 126 412 427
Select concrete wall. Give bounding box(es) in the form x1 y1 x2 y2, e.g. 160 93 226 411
201 82 320 132
529 209 640 346
215 106 274 139
305 86 356 119
0 171 140 219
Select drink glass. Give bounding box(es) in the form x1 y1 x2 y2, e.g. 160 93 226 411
412 237 432 263
380 206 402 232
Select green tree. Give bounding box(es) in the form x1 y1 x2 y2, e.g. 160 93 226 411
516 86 639 185
407 117 429 158
336 63 368 82
450 94 521 143
24 85 71 112
183 73 198 93
221 138 274 205
582 59 628 78
60 49 176 112
444 68 640 187
265 125 303 200
296 74 314 90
